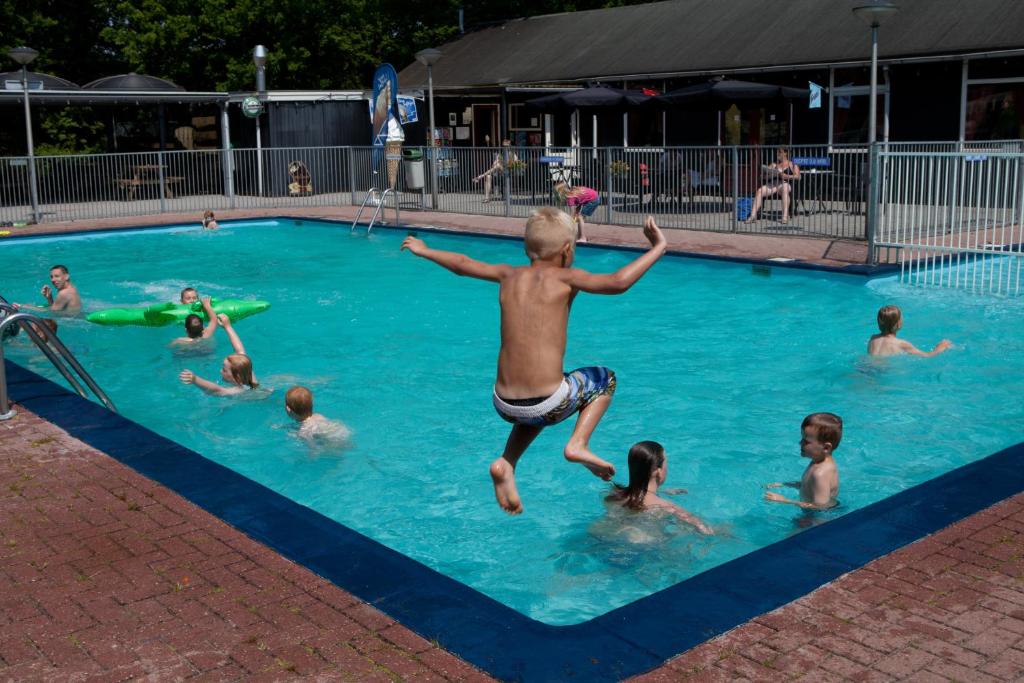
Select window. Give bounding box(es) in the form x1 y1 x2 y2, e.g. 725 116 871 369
508 103 541 131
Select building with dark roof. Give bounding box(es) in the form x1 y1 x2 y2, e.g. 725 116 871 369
397 0 1024 147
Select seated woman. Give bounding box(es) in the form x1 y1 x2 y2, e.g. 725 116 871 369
745 147 800 224
473 139 517 203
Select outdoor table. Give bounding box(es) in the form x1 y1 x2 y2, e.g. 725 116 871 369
795 168 833 215
115 164 183 200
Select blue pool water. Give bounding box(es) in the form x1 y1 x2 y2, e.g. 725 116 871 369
3 218 1023 625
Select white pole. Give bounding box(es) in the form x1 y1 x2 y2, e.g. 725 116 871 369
868 23 879 144
428 63 438 209
21 65 40 224
255 115 264 197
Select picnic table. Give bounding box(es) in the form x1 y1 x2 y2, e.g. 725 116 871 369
114 164 184 200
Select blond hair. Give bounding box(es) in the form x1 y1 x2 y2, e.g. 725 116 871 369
876 305 902 334
285 386 314 419
524 208 574 260
226 353 258 388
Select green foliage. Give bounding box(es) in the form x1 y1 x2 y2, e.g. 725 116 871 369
36 108 105 156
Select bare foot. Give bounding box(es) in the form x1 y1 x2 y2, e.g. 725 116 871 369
489 458 523 514
564 444 615 480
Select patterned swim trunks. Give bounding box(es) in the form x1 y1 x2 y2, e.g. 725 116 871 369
492 366 617 427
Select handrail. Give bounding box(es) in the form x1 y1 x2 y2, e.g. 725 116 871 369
0 306 118 419
366 188 395 235
350 186 379 233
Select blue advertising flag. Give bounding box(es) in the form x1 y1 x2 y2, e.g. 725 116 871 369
808 82 822 109
370 63 400 147
396 96 418 124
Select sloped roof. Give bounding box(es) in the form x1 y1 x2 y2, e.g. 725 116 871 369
398 0 1024 89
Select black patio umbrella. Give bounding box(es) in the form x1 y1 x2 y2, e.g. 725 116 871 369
0 71 80 89
652 79 807 106
524 83 655 110
83 73 184 91
84 73 185 151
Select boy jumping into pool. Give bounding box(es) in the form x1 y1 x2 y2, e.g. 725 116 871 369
764 412 842 510
868 305 953 357
401 209 667 514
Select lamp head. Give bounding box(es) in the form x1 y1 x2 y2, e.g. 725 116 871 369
252 45 268 68
7 46 38 66
414 48 443 68
852 1 899 27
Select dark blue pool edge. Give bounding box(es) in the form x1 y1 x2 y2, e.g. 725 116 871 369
7 359 1024 682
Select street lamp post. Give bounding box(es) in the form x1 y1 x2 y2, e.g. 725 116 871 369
853 1 898 265
8 46 40 224
853 1 899 144
415 48 442 210
253 45 268 197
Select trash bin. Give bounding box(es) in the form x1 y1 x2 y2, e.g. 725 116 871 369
736 196 753 221
403 148 425 190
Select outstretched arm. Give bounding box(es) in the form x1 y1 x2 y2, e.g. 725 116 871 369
902 339 952 357
764 481 802 490
567 216 667 294
672 507 714 535
401 236 512 283
200 298 219 339
217 314 246 355
180 369 232 396
764 473 835 510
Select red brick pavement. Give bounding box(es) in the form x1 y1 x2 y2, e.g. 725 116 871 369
0 407 495 682
629 493 1024 682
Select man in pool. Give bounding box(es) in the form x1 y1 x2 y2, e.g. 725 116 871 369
14 264 82 315
169 296 219 347
764 412 841 510
401 209 667 515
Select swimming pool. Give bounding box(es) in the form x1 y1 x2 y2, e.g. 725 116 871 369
3 218 1024 629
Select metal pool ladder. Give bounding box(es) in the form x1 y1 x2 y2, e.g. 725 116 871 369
351 187 400 235
0 300 118 420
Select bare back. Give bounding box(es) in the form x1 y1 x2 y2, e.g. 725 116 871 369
868 333 910 356
496 265 576 398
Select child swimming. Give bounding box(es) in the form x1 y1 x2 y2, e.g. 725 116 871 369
868 305 952 357
179 314 257 396
764 412 841 510
606 441 713 535
285 385 351 446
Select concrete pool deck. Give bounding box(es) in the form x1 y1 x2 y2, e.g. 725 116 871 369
3 210 1023 681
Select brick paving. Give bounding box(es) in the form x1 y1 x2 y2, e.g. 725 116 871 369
630 493 1024 682
6 205 873 267
7 209 1024 681
0 407 495 682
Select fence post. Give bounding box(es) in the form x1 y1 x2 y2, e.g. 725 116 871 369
503 145 511 219
731 146 739 232
866 142 881 265
604 149 613 224
347 148 356 206
157 150 167 213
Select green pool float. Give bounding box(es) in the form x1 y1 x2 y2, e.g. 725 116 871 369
86 298 271 327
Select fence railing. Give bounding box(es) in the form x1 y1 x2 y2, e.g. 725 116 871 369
1 143 876 240
875 149 1024 295
2 142 1023 292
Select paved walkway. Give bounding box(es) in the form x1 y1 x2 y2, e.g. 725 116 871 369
6 206 872 267
0 406 494 682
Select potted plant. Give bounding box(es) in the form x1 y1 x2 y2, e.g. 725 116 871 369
609 159 631 193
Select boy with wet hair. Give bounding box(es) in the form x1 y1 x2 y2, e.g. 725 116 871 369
401 209 667 515
285 386 351 445
170 297 219 346
868 304 952 357
764 412 842 510
180 287 199 304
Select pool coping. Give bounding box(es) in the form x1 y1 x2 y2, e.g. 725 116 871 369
5 218 1021 681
